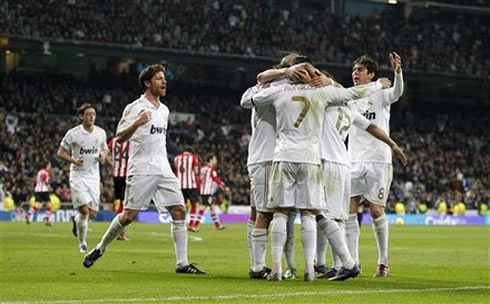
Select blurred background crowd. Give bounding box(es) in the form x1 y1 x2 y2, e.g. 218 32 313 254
0 0 488 215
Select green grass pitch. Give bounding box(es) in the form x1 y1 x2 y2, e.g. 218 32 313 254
1 222 489 304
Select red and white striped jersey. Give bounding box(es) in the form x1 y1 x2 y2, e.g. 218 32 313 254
174 151 199 189
199 164 225 195
108 138 130 178
35 168 50 192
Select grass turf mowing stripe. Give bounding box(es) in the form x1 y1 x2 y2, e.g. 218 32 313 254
1 286 488 304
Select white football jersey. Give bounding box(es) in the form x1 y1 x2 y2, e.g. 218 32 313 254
117 95 173 176
321 106 371 166
245 82 383 164
60 125 108 181
349 88 400 163
242 85 276 166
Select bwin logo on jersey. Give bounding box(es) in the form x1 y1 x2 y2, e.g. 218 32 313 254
79 147 98 154
150 125 167 135
362 110 376 120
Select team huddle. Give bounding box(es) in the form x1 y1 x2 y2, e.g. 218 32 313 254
242 52 407 281
47 52 406 281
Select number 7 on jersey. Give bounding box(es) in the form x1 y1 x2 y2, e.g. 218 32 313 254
291 96 311 127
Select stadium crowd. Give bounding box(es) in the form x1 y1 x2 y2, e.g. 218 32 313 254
0 72 488 213
1 0 488 78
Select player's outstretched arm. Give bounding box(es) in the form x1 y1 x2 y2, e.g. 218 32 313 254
322 78 390 105
365 124 408 166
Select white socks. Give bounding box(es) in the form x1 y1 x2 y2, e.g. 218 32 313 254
270 213 288 275
247 219 255 268
372 214 389 266
318 217 355 270
284 212 296 270
76 213 88 246
97 213 124 252
301 215 316 275
315 225 327 267
171 220 189 267
345 213 360 264
251 227 268 272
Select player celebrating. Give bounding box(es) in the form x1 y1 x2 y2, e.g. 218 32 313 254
174 146 201 230
346 52 404 278
241 58 390 281
107 136 130 240
57 103 109 253
82 64 205 275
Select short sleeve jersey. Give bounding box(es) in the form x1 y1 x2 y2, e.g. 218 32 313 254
60 125 108 181
117 95 173 176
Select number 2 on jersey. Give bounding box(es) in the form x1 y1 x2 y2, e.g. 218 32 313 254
291 96 311 127
335 107 351 136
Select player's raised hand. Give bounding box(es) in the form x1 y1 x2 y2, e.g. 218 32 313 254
286 67 311 84
309 73 332 88
135 110 152 127
389 52 402 73
392 145 408 167
377 77 392 89
73 157 84 166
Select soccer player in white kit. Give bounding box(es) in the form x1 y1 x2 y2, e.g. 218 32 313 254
346 53 404 277
317 98 407 280
242 60 389 281
244 53 310 280
82 64 205 275
57 103 109 253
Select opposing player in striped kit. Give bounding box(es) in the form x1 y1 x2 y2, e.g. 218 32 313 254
192 154 229 231
26 162 52 225
57 103 109 253
107 137 130 240
174 146 201 230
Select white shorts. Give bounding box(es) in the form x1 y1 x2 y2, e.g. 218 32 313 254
70 177 100 212
350 162 393 207
248 162 273 213
321 161 351 220
267 161 325 210
125 174 185 212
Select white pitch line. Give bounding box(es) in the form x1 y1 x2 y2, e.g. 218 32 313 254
1 286 487 304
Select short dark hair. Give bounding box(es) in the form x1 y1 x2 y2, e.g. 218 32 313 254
139 64 165 89
183 145 194 153
78 103 95 115
353 55 378 78
205 153 216 162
